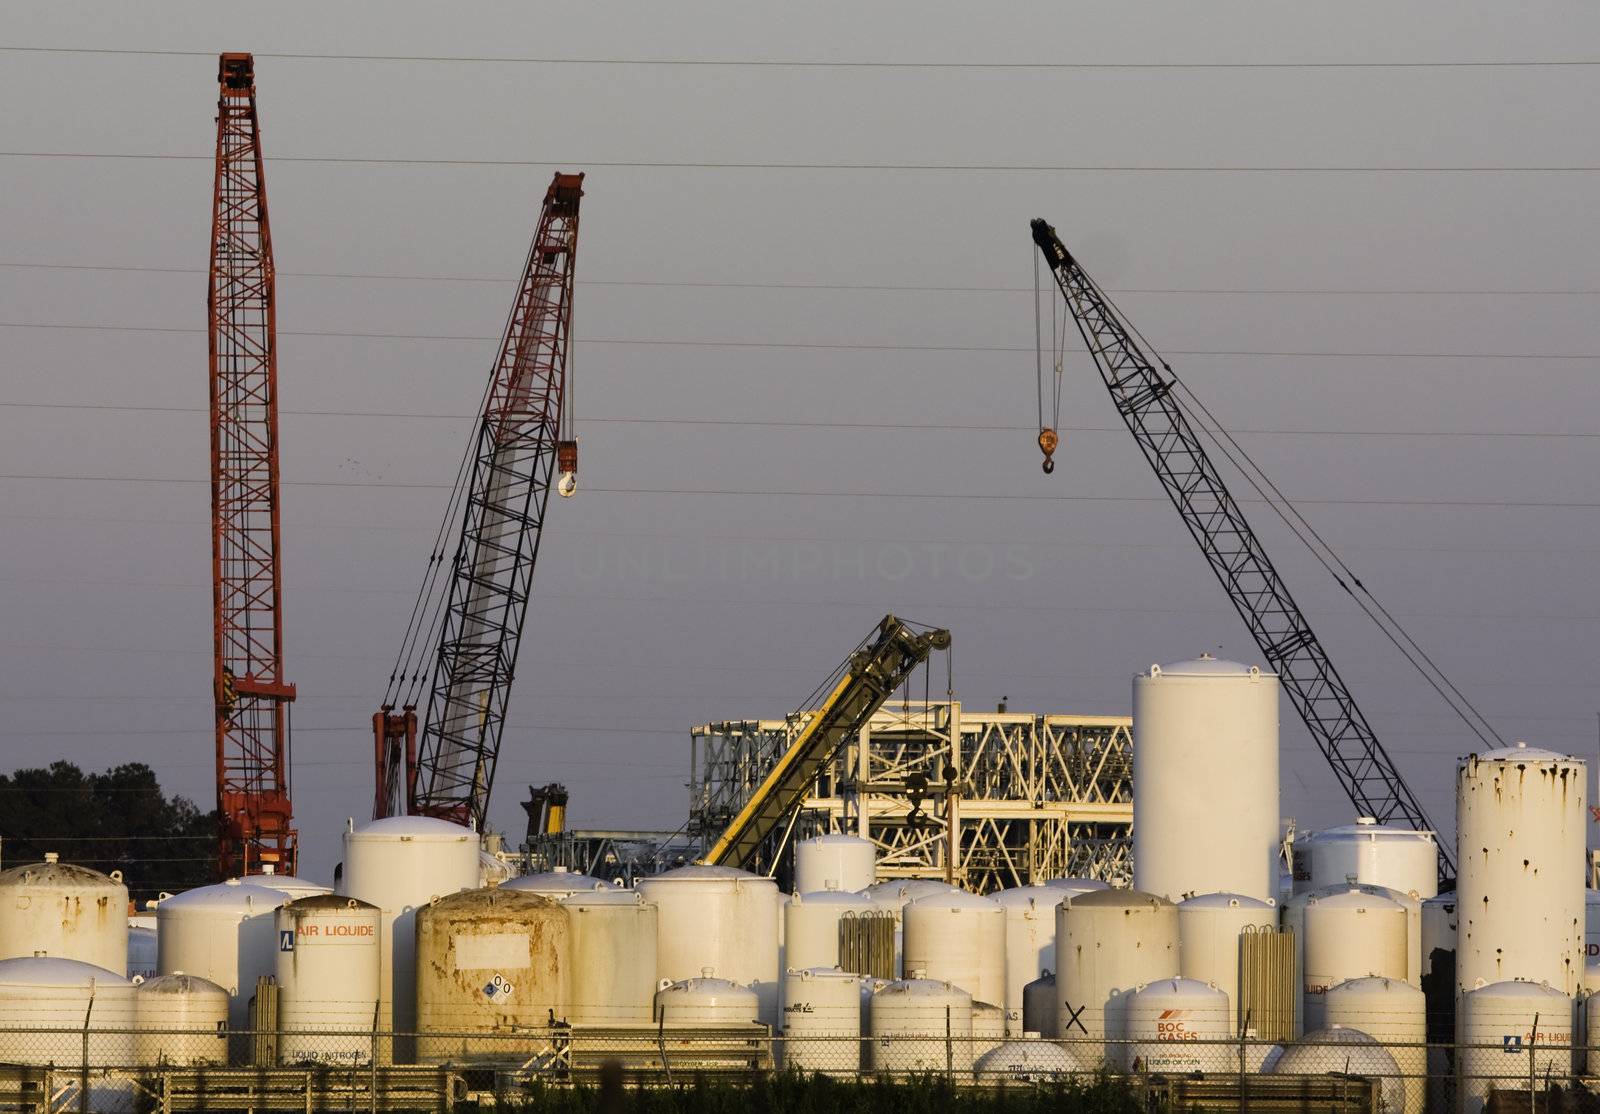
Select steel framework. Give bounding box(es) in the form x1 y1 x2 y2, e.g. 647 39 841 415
388 173 584 829
208 53 296 878
1030 217 1453 882
690 701 1133 892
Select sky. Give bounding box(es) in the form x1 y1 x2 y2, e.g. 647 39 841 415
1 3 1597 888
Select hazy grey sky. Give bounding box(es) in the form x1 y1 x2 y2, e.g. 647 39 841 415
3 3 1597 886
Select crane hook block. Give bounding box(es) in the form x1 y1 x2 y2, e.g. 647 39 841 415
557 439 577 498
1037 428 1059 474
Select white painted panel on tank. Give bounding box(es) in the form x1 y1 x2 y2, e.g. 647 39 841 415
452 932 530 971
1133 656 1280 903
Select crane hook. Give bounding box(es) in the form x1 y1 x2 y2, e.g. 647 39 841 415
1037 428 1059 475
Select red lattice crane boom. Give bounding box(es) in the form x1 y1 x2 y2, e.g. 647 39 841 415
208 53 297 877
374 172 583 830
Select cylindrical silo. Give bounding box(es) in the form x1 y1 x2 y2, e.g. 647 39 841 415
1132 655 1280 903
1271 1027 1404 1114
901 890 1004 1008
500 869 615 899
1458 980 1572 1114
1056 889 1179 1055
126 926 158 981
1022 971 1057 1037
1177 892 1277 1028
654 975 760 1027
1457 745 1586 998
1124 978 1232 1074
1324 977 1425 1114
0 957 138 1070
635 864 780 1027
561 889 657 1027
868 977 973 1073
991 883 1060 1034
782 967 861 1073
156 879 289 1031
793 834 876 896
276 895 381 1066
0 856 129 972
975 1037 1093 1080
414 888 569 1064
1301 818 1439 900
338 815 480 1055
135 973 229 1067
784 890 878 974
1302 888 1408 1031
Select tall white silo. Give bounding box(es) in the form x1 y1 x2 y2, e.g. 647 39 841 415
1133 655 1280 903
1455 744 1586 998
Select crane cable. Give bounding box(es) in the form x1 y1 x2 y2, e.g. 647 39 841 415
1048 258 1507 752
1033 252 1066 473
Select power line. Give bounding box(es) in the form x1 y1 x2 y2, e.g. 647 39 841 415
2 402 1593 440
3 46 1597 69
5 261 1597 297
4 151 1599 172
3 320 1598 361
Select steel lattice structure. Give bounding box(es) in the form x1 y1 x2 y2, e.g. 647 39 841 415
208 53 296 878
398 174 584 830
690 702 1133 892
1030 218 1452 882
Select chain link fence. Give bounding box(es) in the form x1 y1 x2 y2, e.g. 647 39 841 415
1 1023 1599 1112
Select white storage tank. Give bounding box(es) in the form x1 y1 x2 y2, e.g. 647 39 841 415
1271 1026 1404 1114
975 1037 1092 1080
1302 887 1408 1031
636 864 780 1027
1177 892 1276 1027
782 967 861 1073
785 890 879 974
1458 979 1571 1114
276 895 381 1066
233 870 331 900
561 889 658 1027
1286 881 1421 1028
1324 977 1425 1114
901 890 1005 1008
1124 978 1232 1074
991 883 1060 1034
861 878 960 908
1585 991 1600 1075
1585 889 1600 972
156 878 289 1031
793 834 877 896
868 977 973 1073
126 926 158 980
500 869 615 899
415 887 570 1064
1456 744 1586 998
338 815 480 1049
134 973 229 1067
1132 655 1280 903
0 956 138 1070
1043 877 1110 897
1022 971 1056 1037
1299 818 1439 900
1056 889 1179 1052
1421 891 1457 982
0 856 129 973
654 974 760 1027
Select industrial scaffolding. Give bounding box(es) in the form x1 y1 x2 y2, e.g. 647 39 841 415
687 701 1133 893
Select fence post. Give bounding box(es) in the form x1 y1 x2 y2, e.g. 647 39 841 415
1239 1007 1251 1114
945 1004 953 1080
1528 1012 1538 1114
370 1000 380 1114
79 985 94 1114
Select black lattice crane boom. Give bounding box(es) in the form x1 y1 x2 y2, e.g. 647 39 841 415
208 53 297 878
1029 217 1455 884
375 173 583 830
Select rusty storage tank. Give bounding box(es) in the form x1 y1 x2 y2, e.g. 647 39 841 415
0 855 128 972
276 895 381 1066
134 973 229 1067
1456 744 1586 999
561 888 658 1027
415 887 570 1064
